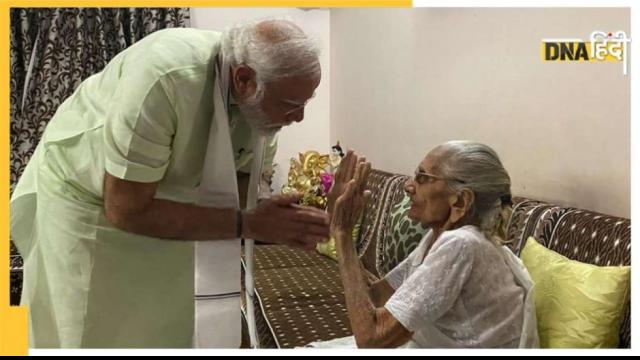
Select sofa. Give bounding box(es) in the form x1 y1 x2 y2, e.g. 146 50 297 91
240 168 631 348
9 168 631 348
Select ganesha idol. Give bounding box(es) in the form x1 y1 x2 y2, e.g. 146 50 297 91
281 145 344 209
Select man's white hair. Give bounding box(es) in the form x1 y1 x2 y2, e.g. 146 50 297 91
221 18 321 100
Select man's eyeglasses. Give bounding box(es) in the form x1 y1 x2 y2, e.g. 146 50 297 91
413 169 466 185
282 92 316 117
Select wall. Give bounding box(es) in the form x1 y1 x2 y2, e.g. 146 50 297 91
190 7 331 192
330 8 630 217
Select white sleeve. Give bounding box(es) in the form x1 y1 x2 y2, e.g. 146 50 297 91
384 246 419 290
384 235 474 331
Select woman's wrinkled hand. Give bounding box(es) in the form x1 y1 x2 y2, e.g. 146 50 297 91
327 150 361 216
331 160 371 237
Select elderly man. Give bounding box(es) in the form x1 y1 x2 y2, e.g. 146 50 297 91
10 20 328 348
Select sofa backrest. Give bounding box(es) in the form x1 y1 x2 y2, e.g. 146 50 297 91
356 169 631 348
356 169 408 276
506 197 631 348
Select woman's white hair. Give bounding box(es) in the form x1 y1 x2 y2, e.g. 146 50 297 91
435 140 513 245
221 19 321 101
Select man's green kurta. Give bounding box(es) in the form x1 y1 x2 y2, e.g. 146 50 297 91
10 28 276 348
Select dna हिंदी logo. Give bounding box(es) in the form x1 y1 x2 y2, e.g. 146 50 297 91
541 31 630 75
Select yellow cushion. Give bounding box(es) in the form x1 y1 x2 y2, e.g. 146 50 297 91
316 221 361 261
520 236 630 348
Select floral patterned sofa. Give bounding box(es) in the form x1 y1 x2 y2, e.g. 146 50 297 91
240 169 631 348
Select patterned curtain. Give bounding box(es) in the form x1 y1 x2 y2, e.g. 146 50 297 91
10 8 191 189
9 7 190 306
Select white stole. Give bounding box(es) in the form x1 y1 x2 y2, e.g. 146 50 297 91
193 55 265 348
243 135 266 349
500 247 540 348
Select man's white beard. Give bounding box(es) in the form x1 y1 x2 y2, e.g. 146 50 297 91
238 96 282 137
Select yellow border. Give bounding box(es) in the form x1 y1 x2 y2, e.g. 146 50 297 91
4 1 412 7
1 2 28 356
0 0 410 355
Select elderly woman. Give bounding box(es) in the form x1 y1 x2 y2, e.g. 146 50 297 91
314 141 539 348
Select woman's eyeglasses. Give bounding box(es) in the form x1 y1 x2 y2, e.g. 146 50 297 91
413 169 466 185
